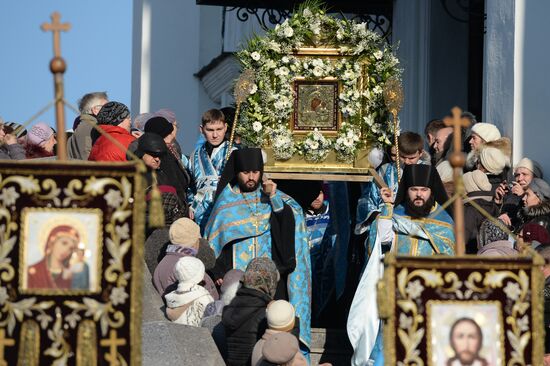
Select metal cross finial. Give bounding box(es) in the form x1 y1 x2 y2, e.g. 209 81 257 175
41 12 71 161
443 106 472 255
41 12 71 59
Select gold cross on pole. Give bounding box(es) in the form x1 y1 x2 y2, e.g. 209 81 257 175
41 12 71 161
100 329 127 366
0 329 15 366
443 106 471 255
41 12 71 59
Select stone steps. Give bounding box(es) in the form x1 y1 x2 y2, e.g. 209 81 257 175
310 328 353 366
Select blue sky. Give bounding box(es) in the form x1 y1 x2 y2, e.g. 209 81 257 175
0 1 132 130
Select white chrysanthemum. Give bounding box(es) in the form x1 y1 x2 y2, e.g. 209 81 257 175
374 50 383 60
310 141 319 150
284 26 294 38
336 28 344 40
312 66 323 77
251 51 261 61
303 8 312 17
311 21 321 35
252 121 262 132
249 84 258 94
282 56 289 64
373 85 382 94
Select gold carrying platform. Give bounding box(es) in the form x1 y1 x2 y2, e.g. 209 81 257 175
263 147 374 182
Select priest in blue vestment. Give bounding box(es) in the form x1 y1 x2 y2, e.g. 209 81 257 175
185 109 237 232
348 164 455 366
204 148 312 350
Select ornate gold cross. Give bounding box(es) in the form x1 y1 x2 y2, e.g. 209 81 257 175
0 329 15 366
100 329 127 366
443 106 471 255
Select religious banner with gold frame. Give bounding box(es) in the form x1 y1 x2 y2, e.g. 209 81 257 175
0 160 145 366
378 254 544 365
233 3 402 179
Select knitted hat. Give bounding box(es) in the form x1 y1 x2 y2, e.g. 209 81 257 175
478 240 518 256
262 333 299 364
243 257 279 298
5 121 27 137
169 218 200 249
174 256 205 289
144 116 174 138
267 300 296 331
154 108 177 125
133 112 153 131
515 158 544 179
196 238 216 270
96 101 130 126
528 178 550 201
477 219 509 248
471 122 501 143
463 170 492 193
479 146 507 175
27 122 54 146
522 223 550 245
220 269 244 294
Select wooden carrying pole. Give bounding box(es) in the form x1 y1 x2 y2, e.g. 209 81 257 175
41 12 71 161
444 106 471 255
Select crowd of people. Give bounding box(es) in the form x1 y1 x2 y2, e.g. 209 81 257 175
2 92 550 365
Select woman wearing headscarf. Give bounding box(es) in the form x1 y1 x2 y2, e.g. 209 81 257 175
517 178 550 232
144 116 191 208
24 122 56 159
222 257 279 366
495 158 544 231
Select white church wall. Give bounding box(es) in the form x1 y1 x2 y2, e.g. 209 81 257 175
516 0 550 174
427 1 469 121
393 0 431 134
483 0 515 142
132 1 221 155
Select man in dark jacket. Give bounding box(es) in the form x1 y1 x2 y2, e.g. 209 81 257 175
68 91 108 160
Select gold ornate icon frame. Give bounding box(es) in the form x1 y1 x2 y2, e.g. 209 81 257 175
379 254 544 366
0 160 145 366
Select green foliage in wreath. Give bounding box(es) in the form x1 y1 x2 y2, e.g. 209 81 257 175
235 1 402 162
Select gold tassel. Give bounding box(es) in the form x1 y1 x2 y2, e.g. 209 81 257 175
148 171 165 228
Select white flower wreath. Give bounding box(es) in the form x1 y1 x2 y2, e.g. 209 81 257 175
236 2 401 162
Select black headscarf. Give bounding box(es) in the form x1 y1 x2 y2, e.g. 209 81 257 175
276 180 322 210
214 148 264 200
394 164 452 216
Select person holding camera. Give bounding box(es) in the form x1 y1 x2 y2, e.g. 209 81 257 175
0 122 25 160
495 158 544 232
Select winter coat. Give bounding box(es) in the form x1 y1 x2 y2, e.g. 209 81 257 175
67 113 97 160
88 125 135 162
0 143 25 160
464 191 499 253
517 200 550 233
165 284 214 326
250 326 304 366
222 287 271 366
153 244 218 300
